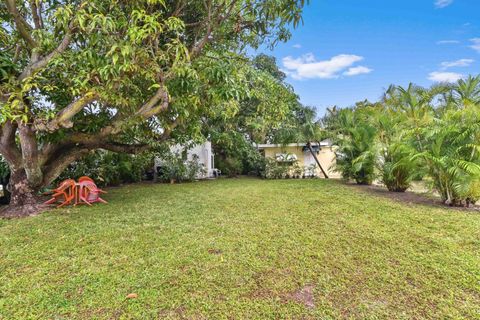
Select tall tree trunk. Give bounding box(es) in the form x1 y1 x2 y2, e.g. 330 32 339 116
307 142 329 179
0 169 45 218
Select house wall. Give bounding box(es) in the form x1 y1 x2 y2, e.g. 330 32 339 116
262 145 340 178
187 141 215 178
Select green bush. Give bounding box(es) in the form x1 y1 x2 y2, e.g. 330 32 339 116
216 157 243 177
466 179 480 206
379 143 419 192
57 151 153 187
156 152 206 183
263 158 306 179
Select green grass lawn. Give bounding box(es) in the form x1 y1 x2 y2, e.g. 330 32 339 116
0 178 479 319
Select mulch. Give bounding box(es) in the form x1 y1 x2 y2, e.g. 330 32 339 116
349 183 480 212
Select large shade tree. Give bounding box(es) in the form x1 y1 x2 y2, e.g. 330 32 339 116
207 54 301 175
0 0 308 216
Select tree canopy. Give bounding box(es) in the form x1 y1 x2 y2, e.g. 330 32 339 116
0 0 308 214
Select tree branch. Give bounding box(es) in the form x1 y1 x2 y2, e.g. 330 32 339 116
100 86 169 136
97 142 150 154
18 21 75 81
136 87 169 118
29 0 43 29
41 141 147 186
0 121 22 168
42 146 90 186
189 0 239 58
5 0 37 49
40 113 180 186
34 91 98 131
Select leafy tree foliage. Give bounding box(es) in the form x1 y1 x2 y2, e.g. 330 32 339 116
207 53 301 177
0 0 308 215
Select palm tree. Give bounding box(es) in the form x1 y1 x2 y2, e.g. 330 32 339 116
453 75 480 108
383 83 435 151
330 108 377 185
374 109 419 192
414 104 480 206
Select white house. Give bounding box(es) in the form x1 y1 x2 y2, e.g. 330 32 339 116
154 141 219 179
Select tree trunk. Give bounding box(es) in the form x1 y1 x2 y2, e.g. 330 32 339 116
0 169 45 218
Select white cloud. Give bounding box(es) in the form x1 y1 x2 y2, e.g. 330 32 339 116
470 38 480 53
343 66 373 76
440 58 474 69
435 0 453 8
282 53 371 80
292 44 302 49
436 40 460 45
428 71 463 83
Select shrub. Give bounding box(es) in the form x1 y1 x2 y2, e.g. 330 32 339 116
303 164 317 178
216 157 243 177
415 109 480 206
292 162 304 178
57 151 153 187
156 152 206 183
242 150 267 177
263 158 305 179
465 179 480 206
213 139 267 178
378 143 419 192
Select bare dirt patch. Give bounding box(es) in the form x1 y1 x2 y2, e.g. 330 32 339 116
282 284 316 309
207 248 223 255
0 201 49 218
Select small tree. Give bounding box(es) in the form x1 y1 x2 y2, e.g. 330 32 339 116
207 54 301 177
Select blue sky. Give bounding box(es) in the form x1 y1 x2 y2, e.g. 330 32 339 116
260 0 480 115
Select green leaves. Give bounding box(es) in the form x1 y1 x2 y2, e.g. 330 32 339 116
328 107 378 185
330 78 480 204
0 0 308 193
